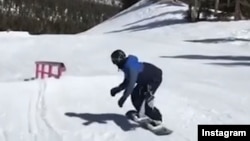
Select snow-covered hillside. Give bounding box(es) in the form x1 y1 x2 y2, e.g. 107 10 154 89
0 0 249 141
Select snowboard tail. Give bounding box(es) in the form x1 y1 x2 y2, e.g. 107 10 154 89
125 110 173 136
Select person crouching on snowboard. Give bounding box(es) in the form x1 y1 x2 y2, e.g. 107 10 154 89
110 49 163 125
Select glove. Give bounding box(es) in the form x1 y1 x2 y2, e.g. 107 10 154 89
118 96 127 108
110 87 120 97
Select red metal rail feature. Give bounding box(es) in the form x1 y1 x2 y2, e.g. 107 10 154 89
35 61 66 79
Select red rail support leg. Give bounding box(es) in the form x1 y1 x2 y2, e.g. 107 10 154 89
41 64 45 79
48 65 52 78
36 63 39 78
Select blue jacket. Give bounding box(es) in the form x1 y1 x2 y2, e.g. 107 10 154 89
118 55 162 98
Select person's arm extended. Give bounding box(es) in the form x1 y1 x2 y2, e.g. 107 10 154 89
122 67 138 98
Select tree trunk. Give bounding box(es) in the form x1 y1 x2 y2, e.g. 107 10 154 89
215 0 220 14
227 0 231 7
235 0 241 20
190 0 199 21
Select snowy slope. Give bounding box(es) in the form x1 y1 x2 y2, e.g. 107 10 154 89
0 0 250 141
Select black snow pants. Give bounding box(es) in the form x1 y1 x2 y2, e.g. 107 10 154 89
131 78 162 121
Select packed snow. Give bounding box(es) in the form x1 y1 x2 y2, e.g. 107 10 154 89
0 0 249 141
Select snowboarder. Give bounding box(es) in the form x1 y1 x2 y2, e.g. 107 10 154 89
110 49 163 125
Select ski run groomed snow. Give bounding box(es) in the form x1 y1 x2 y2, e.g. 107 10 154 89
0 0 249 141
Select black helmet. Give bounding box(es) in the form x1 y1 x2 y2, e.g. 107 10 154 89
111 49 126 67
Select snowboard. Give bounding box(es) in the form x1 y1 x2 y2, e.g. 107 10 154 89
125 110 173 136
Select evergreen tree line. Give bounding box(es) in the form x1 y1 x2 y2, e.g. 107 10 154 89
1 0 249 34
183 0 250 21
0 0 122 34
121 0 140 9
